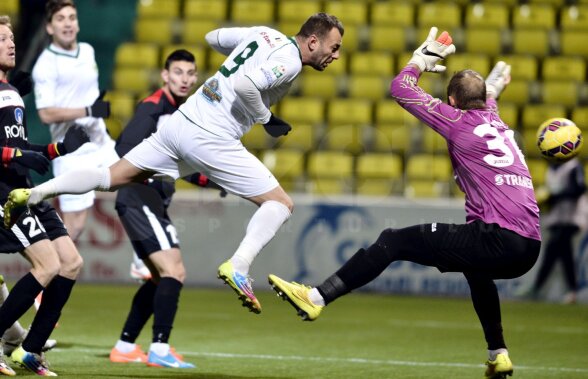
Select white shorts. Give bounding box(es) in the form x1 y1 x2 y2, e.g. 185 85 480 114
52 139 119 212
124 111 279 197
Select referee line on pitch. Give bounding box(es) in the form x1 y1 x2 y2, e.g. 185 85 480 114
67 347 588 374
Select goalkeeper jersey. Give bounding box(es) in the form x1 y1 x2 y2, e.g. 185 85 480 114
391 66 541 241
179 26 302 139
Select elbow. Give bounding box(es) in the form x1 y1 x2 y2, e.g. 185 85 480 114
389 76 402 99
38 109 54 124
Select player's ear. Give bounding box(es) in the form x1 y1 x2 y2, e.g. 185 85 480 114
161 69 169 84
46 23 54 36
448 95 456 107
308 34 319 52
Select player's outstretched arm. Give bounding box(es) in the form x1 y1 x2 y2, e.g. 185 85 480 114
1 147 50 175
407 26 456 73
28 125 90 160
485 61 511 100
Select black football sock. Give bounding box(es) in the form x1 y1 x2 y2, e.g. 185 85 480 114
465 274 506 350
152 277 182 344
0 273 43 337
120 279 156 343
23 275 75 354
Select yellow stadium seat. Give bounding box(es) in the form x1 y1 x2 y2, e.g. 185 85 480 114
115 43 159 69
356 179 402 197
541 81 579 107
464 28 503 56
135 19 174 44
375 99 417 127
560 31 588 57
406 154 452 181
512 4 556 29
0 0 18 15
497 102 519 129
160 45 206 71
340 24 361 53
241 125 269 151
320 124 367 154
465 3 509 28
350 52 394 76
184 0 228 21
483 0 519 5
262 149 305 180
511 29 550 57
417 3 461 30
277 22 302 37
104 118 124 140
372 124 413 154
495 55 538 81
542 56 586 81
499 80 532 106
231 0 274 25
520 129 541 157
371 2 414 27
278 0 322 23
300 72 340 99
571 106 588 128
137 0 180 19
208 50 228 73
405 180 448 198
105 91 136 120
369 26 408 53
113 68 154 93
446 54 491 76
526 158 548 187
324 51 347 76
325 1 367 25
279 97 325 125
307 151 354 179
307 178 350 195
560 5 588 31
279 123 316 152
356 153 404 196
528 0 565 6
327 99 373 126
347 75 389 101
521 104 567 130
182 19 220 46
421 128 447 153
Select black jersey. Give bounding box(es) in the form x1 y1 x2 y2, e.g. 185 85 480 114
115 88 178 209
0 81 34 201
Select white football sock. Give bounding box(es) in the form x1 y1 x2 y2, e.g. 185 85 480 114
231 200 291 274
29 167 111 205
308 288 326 306
149 342 170 356
488 348 508 361
115 340 136 353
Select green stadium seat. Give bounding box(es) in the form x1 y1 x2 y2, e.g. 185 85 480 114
371 2 414 27
512 4 556 30
347 75 389 101
135 19 174 44
115 43 159 69
369 26 408 53
279 97 325 125
136 0 180 19
278 0 322 23
494 55 538 81
184 0 228 21
231 0 274 25
521 104 567 130
465 3 509 29
560 5 588 31
327 99 373 126
541 81 580 107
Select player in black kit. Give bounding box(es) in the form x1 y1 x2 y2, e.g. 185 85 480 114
109 49 223 369
0 15 89 376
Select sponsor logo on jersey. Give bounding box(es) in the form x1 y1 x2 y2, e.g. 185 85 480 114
14 108 23 124
201 78 222 103
494 174 533 189
4 124 26 139
272 65 286 79
260 31 275 48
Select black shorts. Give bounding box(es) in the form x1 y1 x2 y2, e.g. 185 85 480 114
397 220 541 279
0 202 68 254
115 203 179 259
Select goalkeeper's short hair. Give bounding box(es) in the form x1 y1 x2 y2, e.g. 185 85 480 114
447 70 486 110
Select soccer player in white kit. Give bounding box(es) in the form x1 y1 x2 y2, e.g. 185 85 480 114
31 0 118 241
5 13 344 314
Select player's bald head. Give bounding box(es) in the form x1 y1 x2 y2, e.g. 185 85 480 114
447 69 486 110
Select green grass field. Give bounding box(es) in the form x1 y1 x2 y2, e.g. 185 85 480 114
9 284 588 378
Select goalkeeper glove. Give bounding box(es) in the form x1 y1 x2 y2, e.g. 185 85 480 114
3 148 50 175
58 125 90 155
485 61 511 99
86 90 110 118
262 113 292 138
408 27 456 73
9 71 33 97
185 173 228 197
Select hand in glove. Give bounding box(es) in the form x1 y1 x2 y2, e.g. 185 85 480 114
262 113 292 138
86 90 110 118
408 27 456 73
9 71 33 96
57 125 90 155
485 61 511 99
10 149 50 175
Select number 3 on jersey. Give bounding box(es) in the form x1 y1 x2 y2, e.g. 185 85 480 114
220 41 259 77
473 123 527 168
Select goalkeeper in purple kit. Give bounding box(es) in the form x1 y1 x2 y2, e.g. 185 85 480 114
269 27 541 379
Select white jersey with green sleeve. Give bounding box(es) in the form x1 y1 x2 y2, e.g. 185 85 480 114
179 26 302 139
32 42 111 146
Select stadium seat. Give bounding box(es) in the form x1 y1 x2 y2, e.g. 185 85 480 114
112 67 154 93
307 151 353 179
278 123 316 152
135 19 174 44
464 28 503 56
325 1 368 25
182 19 220 46
339 24 361 53
421 128 447 153
528 0 565 6
324 51 347 76
465 3 509 29
498 80 533 106
560 31 588 57
446 54 491 76
356 153 404 196
520 129 541 157
372 124 413 154
136 0 180 19
241 124 269 151
306 178 350 195
115 43 159 69
262 149 305 181
521 104 567 130
231 0 274 25
526 158 548 187
369 26 408 53
319 124 367 154
406 154 452 181
371 2 414 27
511 29 550 57
542 56 586 81
104 118 124 140
495 55 538 81
375 99 417 126
571 106 588 129
327 99 373 126
184 0 228 21
105 91 136 120
279 97 325 125
347 75 389 101
560 5 588 31
541 81 579 107
483 0 519 6
350 52 394 76
356 179 402 197
300 72 340 99
161 45 206 71
404 179 448 198
0 0 18 16
417 2 461 30
278 0 322 23
277 22 302 37
512 4 556 29
497 102 519 129
208 50 228 73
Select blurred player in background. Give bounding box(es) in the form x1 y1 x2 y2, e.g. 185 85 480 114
0 15 89 376
109 49 222 369
31 0 118 241
5 13 344 315
269 28 541 379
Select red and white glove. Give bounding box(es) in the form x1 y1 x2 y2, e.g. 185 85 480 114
408 26 456 73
